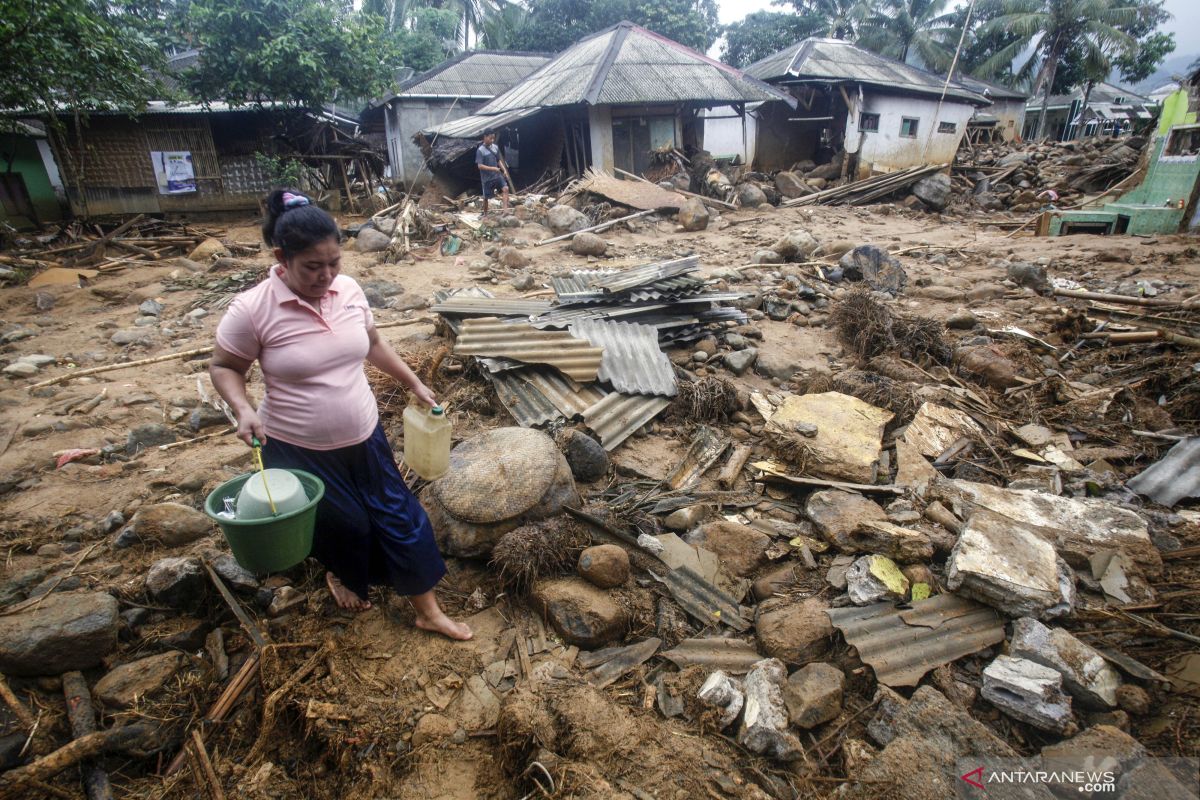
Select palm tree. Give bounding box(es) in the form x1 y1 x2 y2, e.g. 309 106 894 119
857 0 957 70
977 0 1136 140
478 1 528 49
783 0 869 40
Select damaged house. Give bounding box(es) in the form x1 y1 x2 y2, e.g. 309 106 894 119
1022 82 1157 142
414 21 792 191
1044 68 1200 236
956 75 1028 145
361 51 551 187
739 38 990 178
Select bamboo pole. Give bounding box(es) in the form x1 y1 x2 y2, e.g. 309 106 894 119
1054 287 1195 308
535 209 658 246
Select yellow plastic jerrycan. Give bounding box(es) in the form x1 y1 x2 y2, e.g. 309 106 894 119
403 401 451 480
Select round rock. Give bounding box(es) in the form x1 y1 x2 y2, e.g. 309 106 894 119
559 429 608 482
577 544 629 589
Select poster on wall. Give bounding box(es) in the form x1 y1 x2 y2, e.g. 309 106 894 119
150 151 196 194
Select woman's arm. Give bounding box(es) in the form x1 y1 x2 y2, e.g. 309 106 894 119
365 325 437 406
209 345 265 445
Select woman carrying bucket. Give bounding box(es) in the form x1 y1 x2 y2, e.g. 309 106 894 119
209 188 472 641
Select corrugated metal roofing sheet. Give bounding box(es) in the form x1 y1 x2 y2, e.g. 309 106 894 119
396 51 552 99
553 271 706 304
590 256 699 293
661 637 763 673
1127 437 1200 508
746 38 989 106
490 368 609 427
454 317 604 382
430 296 553 317
423 106 544 139
826 593 1005 687
582 392 672 451
570 318 677 397
474 21 791 117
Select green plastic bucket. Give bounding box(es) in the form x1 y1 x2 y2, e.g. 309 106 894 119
203 469 325 574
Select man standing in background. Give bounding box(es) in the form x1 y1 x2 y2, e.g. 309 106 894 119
476 130 510 212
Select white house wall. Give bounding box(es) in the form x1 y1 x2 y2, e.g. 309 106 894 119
990 99 1026 142
702 105 757 163
847 91 975 176
387 97 480 186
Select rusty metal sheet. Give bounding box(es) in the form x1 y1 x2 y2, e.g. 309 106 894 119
570 318 676 397
582 392 671 451
655 565 751 632
660 637 762 674
454 317 604 382
826 593 1005 687
490 368 608 427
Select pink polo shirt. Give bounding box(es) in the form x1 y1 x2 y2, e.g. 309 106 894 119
216 266 379 450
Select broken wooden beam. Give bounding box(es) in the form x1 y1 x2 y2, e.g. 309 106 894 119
61 671 113 800
535 209 658 246
0 724 155 796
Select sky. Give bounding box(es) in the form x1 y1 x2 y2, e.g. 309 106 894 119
716 0 1200 62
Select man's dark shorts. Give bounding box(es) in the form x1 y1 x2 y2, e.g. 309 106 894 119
482 175 508 199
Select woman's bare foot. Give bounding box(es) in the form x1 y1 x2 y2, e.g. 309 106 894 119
325 572 372 611
414 610 473 641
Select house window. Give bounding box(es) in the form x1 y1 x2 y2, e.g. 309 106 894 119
937 121 957 134
900 117 920 137
859 112 880 132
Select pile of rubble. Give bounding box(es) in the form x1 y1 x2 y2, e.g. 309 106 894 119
953 135 1149 213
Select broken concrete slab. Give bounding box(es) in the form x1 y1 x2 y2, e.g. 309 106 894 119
846 554 910 604
855 686 1040 800
739 659 804 760
1041 725 1148 791
1009 617 1121 709
982 655 1075 735
902 402 986 459
933 479 1161 577
946 509 1075 620
895 438 939 493
767 392 893 484
783 662 845 729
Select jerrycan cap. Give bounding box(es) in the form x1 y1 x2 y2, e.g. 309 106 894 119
431 405 444 416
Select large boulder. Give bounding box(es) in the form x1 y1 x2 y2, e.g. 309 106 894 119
755 596 832 665
839 245 907 294
127 503 212 547
569 232 608 257
95 652 186 708
676 197 710 232
685 521 770 578
0 592 119 675
774 171 808 199
532 577 628 648
145 556 206 611
424 428 580 557
737 183 769 208
772 229 820 261
355 227 392 253
910 173 952 211
496 246 531 269
546 205 589 235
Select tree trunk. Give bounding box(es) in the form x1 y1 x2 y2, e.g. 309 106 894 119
1034 55 1059 141
1078 79 1095 140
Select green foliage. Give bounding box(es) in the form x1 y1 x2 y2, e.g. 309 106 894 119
391 7 459 71
184 0 401 108
773 0 866 40
254 152 309 186
1112 0 1174 83
856 0 956 70
942 0 1024 83
721 11 824 67
507 0 721 53
0 0 168 113
478 1 530 49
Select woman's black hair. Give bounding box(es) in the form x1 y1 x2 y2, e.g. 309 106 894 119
261 188 340 258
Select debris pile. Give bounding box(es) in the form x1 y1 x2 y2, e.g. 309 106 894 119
953 135 1149 212
431 256 748 448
